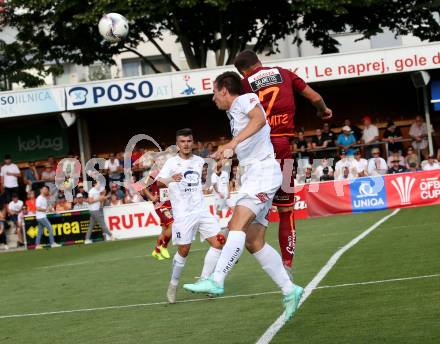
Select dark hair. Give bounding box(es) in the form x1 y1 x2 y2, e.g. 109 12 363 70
214 71 243 96
12 193 18 198
233 50 260 71
4 154 11 160
176 128 193 138
40 185 49 191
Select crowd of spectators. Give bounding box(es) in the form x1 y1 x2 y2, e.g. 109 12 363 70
292 115 439 184
0 116 439 250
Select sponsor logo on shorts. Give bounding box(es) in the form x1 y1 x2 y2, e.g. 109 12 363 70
255 192 269 203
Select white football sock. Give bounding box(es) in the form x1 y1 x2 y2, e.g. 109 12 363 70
212 231 246 285
200 247 222 279
170 252 187 286
253 243 294 295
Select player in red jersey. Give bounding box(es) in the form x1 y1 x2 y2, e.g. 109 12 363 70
234 50 332 273
145 168 173 260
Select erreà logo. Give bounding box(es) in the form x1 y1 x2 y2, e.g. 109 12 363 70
390 176 416 205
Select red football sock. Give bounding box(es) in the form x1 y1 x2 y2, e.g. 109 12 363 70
154 237 162 253
278 210 296 268
162 235 171 248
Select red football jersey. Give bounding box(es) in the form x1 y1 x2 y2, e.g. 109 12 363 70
242 66 307 137
148 175 171 209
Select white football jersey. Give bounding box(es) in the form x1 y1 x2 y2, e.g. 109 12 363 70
211 170 230 198
227 93 274 165
158 154 208 219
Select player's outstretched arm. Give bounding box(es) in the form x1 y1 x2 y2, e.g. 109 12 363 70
300 85 333 120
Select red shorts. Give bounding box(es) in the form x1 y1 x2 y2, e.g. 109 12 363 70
154 202 174 227
271 136 295 207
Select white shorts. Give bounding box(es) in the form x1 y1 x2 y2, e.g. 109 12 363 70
235 157 282 227
214 196 228 211
172 210 221 245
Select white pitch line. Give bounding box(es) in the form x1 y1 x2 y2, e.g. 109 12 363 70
0 290 280 320
1 271 437 321
256 208 401 344
37 248 206 270
316 273 440 290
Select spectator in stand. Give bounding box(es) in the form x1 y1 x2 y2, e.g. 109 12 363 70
337 166 352 180
74 182 88 199
314 157 334 179
206 142 215 157
105 153 122 184
0 204 8 250
387 151 405 169
35 186 60 249
367 147 388 176
422 155 440 171
201 163 212 195
229 164 241 192
388 158 408 174
344 119 362 142
25 191 37 213
41 163 56 195
304 165 314 184
194 141 209 158
334 150 357 180
218 136 228 146
109 192 123 207
408 162 421 172
322 122 336 147
409 115 429 159
383 121 403 155
110 182 125 200
7 193 23 228
293 130 310 166
1 154 21 203
361 116 379 158
311 128 328 159
336 126 357 156
23 161 40 193
131 147 143 167
73 193 89 210
47 156 57 171
353 150 368 177
124 175 144 203
437 148 440 162
320 167 334 181
405 147 420 169
55 194 72 212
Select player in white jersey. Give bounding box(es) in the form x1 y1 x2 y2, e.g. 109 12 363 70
157 128 225 304
211 160 231 218
183 72 304 321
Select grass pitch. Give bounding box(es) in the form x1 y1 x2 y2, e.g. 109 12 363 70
0 205 439 344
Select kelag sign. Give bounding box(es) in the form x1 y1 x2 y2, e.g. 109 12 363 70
24 210 103 248
0 124 69 161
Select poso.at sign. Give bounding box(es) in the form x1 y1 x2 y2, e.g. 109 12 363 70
68 81 152 106
66 76 172 110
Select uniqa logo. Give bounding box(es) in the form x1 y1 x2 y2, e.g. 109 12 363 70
390 176 416 205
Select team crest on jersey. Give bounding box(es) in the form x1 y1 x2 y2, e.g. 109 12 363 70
255 192 269 203
248 68 283 92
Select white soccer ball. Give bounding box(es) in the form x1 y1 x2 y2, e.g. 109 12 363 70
98 13 129 43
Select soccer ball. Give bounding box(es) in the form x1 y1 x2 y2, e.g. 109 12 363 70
98 13 129 43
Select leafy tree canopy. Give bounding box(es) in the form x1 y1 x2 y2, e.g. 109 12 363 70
0 0 439 88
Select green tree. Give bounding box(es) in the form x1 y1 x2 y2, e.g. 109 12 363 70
1 0 439 88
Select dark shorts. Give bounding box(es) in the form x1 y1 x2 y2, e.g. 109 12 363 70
155 206 174 227
271 136 295 207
